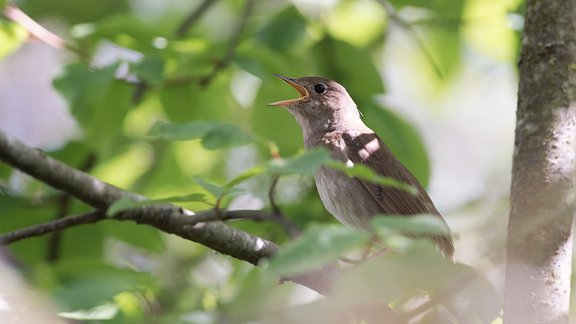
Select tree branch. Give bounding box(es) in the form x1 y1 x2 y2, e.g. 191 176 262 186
1 210 106 245
174 0 218 38
0 130 279 265
199 0 256 86
4 3 90 61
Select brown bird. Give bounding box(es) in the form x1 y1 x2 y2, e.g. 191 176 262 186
269 74 454 258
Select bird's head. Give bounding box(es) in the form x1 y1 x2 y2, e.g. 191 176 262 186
268 74 360 133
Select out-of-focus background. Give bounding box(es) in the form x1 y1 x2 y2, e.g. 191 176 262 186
1 0 523 322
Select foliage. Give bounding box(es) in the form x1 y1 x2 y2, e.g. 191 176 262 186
0 0 518 322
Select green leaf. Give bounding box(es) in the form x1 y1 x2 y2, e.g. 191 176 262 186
330 242 500 322
268 148 331 176
202 124 253 150
52 62 132 154
0 20 27 59
192 176 244 199
148 121 253 150
371 214 451 236
59 303 119 320
132 55 164 85
326 160 418 194
268 224 370 276
256 6 308 53
107 193 208 216
224 164 267 189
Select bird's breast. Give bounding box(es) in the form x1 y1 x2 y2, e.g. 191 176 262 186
315 166 382 229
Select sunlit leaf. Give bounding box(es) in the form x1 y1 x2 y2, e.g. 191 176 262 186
371 214 451 236
148 121 253 149
268 148 331 176
0 20 27 59
268 224 370 276
326 160 418 194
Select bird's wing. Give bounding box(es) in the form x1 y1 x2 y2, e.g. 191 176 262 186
341 131 454 257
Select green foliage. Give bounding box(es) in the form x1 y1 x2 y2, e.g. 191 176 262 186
148 121 253 149
372 214 451 236
0 0 505 322
268 224 370 276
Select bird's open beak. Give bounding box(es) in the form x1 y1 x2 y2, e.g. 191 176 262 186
268 74 309 107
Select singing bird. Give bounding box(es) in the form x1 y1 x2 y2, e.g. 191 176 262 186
269 74 454 258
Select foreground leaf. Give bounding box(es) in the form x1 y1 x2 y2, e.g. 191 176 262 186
268 225 370 276
371 214 451 236
268 148 331 176
327 160 418 194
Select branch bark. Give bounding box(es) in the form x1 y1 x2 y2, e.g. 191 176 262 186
504 1 576 323
0 130 278 265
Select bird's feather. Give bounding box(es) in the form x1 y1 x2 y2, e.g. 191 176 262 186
340 131 455 258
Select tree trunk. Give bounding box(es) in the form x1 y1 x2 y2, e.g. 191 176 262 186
504 1 576 323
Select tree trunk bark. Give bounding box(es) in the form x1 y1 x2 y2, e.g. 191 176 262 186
504 1 576 324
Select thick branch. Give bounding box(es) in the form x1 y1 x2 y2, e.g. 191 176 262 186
0 130 279 266
504 1 576 323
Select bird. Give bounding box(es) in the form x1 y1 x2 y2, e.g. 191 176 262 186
268 74 454 258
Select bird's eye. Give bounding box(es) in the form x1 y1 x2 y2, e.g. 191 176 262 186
314 83 327 94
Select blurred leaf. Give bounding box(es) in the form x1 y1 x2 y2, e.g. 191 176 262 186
256 6 308 53
102 221 165 252
20 0 129 24
371 214 451 236
268 224 370 276
53 63 132 154
132 55 164 85
148 121 253 150
312 37 384 97
329 241 500 322
59 303 119 320
388 0 464 18
107 193 208 216
268 148 330 176
224 164 267 188
326 160 417 194
192 176 244 199
54 259 153 310
0 20 27 59
159 75 233 122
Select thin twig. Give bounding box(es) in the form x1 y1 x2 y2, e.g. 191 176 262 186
267 175 301 237
377 0 445 79
1 210 106 245
174 0 218 38
46 153 97 263
4 3 90 61
199 0 256 86
268 175 282 215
